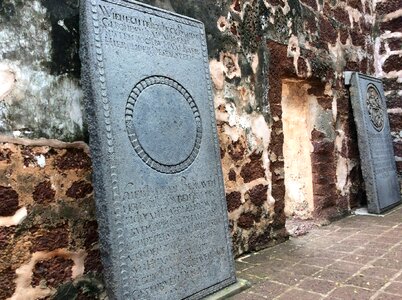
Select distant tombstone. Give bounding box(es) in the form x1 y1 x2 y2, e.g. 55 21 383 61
345 72 401 214
80 0 236 299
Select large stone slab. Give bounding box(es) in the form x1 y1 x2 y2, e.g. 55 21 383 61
345 72 401 214
80 1 236 299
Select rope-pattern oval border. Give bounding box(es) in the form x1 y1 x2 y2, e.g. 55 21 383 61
366 84 384 132
125 76 202 174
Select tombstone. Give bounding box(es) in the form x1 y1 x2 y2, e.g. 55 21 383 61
345 72 401 214
80 0 238 298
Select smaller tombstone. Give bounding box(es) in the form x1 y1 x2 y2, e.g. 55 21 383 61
345 72 401 214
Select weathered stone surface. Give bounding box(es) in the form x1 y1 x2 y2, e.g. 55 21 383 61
80 0 235 298
346 72 401 213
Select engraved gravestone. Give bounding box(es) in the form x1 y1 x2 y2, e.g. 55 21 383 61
345 72 401 214
80 0 236 298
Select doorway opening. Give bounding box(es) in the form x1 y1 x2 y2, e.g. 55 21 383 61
281 79 326 235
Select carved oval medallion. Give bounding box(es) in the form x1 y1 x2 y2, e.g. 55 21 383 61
366 84 384 132
125 76 202 174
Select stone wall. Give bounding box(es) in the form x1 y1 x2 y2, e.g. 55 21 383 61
0 0 400 299
373 0 402 175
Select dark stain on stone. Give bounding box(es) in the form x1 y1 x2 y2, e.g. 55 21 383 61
348 0 363 10
220 147 226 159
300 0 317 10
41 0 80 78
33 180 56 204
339 28 349 44
380 16 402 33
0 226 15 249
297 57 308 77
233 0 241 12
84 249 103 274
228 140 246 161
66 180 93 199
376 0 402 15
247 184 268 206
84 221 99 249
383 54 402 73
350 29 365 47
55 148 91 170
319 16 338 45
0 186 19 217
0 0 17 23
388 38 402 51
248 225 273 251
0 148 12 163
31 227 69 252
394 141 402 157
389 113 402 130
226 191 242 212
238 212 255 229
21 147 36 167
332 7 349 25
317 95 333 110
0 266 17 299
228 169 237 181
311 128 326 140
32 256 73 288
240 151 265 183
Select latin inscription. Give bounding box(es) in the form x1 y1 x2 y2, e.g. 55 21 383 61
370 134 395 175
99 4 201 60
118 177 225 296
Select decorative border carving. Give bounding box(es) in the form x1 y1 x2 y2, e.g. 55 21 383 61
125 75 202 174
90 0 130 298
366 84 384 132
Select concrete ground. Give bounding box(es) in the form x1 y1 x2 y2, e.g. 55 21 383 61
230 205 402 300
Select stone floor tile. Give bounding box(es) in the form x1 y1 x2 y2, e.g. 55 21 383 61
248 281 289 298
346 274 388 290
313 268 353 283
327 286 375 299
232 206 402 299
384 281 402 296
341 254 375 265
328 261 363 273
373 292 402 300
354 247 386 257
250 259 296 277
287 263 322 276
235 261 255 272
338 237 370 247
297 278 337 295
371 258 402 270
394 273 402 282
327 244 361 253
276 288 322 300
374 236 401 245
358 266 399 280
266 270 306 286
299 257 334 268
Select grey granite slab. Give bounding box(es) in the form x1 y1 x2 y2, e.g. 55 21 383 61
345 72 401 214
80 1 236 298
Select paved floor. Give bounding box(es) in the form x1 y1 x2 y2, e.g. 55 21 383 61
230 205 402 300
